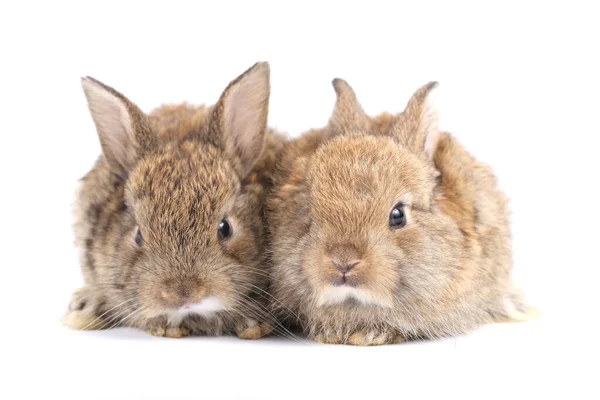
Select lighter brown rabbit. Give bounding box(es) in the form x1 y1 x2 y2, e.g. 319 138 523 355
268 79 537 345
63 62 284 339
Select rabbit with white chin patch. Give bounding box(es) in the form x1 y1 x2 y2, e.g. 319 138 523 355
64 62 284 339
267 79 537 345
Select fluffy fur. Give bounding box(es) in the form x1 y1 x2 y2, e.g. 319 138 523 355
64 62 284 339
267 79 536 345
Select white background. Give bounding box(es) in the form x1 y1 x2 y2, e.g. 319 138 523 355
1 1 598 399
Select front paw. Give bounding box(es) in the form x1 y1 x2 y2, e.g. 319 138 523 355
145 322 190 339
235 319 273 340
314 329 404 346
62 287 107 331
346 330 405 346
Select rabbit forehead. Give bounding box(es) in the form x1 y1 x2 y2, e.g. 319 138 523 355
308 136 432 213
126 141 238 238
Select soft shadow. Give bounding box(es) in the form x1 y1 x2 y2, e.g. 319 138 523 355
71 325 314 346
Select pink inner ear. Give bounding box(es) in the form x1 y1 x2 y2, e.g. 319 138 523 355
421 89 440 159
82 79 137 172
329 78 369 135
222 65 269 171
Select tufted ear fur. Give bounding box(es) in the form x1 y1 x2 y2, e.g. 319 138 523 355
211 62 270 177
81 77 157 178
328 78 369 135
392 81 439 161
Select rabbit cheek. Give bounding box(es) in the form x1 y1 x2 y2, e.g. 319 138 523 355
220 234 265 292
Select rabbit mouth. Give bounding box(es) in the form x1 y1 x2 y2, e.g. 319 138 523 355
331 273 361 287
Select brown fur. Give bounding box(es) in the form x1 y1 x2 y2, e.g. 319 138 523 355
268 79 535 345
64 63 286 338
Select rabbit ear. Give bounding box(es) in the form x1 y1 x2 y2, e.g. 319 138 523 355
81 77 156 177
392 82 439 160
211 62 270 176
328 78 369 135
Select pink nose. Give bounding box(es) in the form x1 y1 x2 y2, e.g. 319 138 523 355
332 260 360 274
160 279 205 307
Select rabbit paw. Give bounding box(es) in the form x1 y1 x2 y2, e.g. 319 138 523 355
346 330 405 346
145 324 190 338
493 289 540 323
313 330 343 344
315 329 404 346
235 319 273 340
62 287 107 330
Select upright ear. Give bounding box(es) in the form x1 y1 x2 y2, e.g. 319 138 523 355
392 82 439 160
328 78 369 135
211 62 270 176
81 77 156 178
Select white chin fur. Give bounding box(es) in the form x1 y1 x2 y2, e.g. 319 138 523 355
166 297 224 325
317 286 384 307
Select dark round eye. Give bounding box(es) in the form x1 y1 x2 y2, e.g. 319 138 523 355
135 227 143 246
218 218 232 239
389 206 407 228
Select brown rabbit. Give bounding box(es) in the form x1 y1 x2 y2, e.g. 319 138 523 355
268 79 537 345
63 62 285 339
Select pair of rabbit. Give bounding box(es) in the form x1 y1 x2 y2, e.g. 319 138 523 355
64 62 536 345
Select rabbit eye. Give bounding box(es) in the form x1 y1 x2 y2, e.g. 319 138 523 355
218 218 232 240
389 205 407 228
135 227 143 246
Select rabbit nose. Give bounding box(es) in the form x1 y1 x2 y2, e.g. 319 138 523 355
160 289 190 306
332 260 360 274
328 244 362 274
176 284 195 300
161 279 205 307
